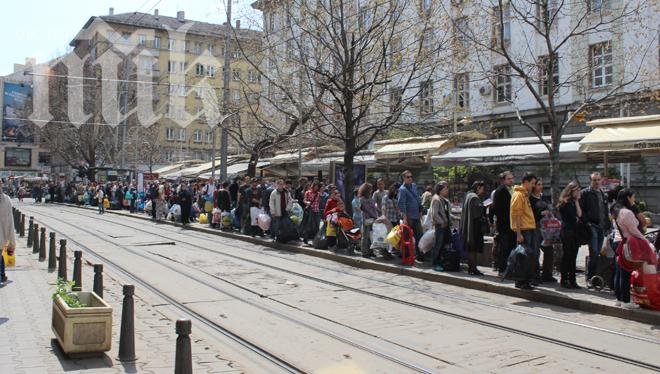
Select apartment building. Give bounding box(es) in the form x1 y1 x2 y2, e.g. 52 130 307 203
69 8 263 165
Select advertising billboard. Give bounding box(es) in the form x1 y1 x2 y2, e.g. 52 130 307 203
2 82 33 142
4 147 32 168
331 162 366 199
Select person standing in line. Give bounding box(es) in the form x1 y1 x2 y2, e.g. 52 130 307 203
269 179 293 240
382 183 400 228
351 189 363 229
372 178 387 213
580 172 611 288
460 181 486 276
149 182 158 221
398 170 424 261
217 182 232 213
421 185 433 213
493 171 515 276
179 181 192 226
530 178 556 283
295 177 308 208
359 183 381 258
95 185 105 214
302 181 322 244
228 177 240 209
429 181 451 272
0 180 17 283
510 172 538 289
557 181 583 289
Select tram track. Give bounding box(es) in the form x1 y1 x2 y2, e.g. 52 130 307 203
27 205 660 372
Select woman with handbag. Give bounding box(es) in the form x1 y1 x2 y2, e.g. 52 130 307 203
558 181 583 289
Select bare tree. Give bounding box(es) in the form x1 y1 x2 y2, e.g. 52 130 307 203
247 0 449 207
463 0 656 200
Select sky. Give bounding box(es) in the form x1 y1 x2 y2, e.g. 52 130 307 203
0 0 261 76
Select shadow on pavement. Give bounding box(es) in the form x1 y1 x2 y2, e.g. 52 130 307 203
50 339 114 371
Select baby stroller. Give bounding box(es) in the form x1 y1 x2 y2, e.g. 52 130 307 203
630 228 660 310
335 212 362 254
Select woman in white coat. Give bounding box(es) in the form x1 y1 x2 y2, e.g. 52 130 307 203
0 179 17 283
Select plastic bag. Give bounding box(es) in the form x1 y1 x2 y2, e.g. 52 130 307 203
422 214 432 231
257 213 272 231
2 243 15 267
221 212 232 228
212 208 222 224
370 223 388 250
326 220 337 237
504 245 537 281
144 200 152 212
540 213 561 246
250 207 263 226
386 225 401 248
204 200 214 213
290 202 304 221
419 229 435 254
199 213 208 224
314 222 329 249
103 198 110 209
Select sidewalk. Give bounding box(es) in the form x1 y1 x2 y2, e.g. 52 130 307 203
55 202 660 325
0 224 242 373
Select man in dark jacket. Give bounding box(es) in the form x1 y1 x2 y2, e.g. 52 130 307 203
492 171 515 275
178 181 192 226
580 172 611 286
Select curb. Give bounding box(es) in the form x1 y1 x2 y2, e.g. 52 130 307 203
50 202 660 325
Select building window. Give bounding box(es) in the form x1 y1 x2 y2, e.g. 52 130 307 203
206 65 216 77
232 69 241 81
165 127 175 140
164 150 174 162
540 123 552 136
454 73 469 108
591 42 612 88
193 129 202 143
178 128 186 141
207 44 214 55
139 57 153 75
194 42 203 54
179 61 188 73
138 34 146 45
287 40 296 59
168 39 175 50
232 89 241 104
167 60 177 74
419 80 433 115
421 0 432 13
454 17 470 50
492 4 511 47
494 64 512 103
389 86 403 113
588 0 610 12
206 131 213 143
423 29 434 50
248 70 259 83
538 55 559 96
195 63 204 76
232 49 241 59
493 127 510 139
268 12 275 32
194 86 203 98
153 36 161 49
122 32 131 40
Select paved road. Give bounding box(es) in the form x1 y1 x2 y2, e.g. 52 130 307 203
18 203 660 373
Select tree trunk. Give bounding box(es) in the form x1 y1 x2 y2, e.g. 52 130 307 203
343 149 355 216
548 145 561 205
247 151 260 178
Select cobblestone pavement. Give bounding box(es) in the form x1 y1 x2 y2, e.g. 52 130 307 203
8 202 659 373
0 231 245 373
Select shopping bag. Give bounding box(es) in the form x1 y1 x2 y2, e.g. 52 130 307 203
370 222 388 250
540 213 562 246
422 213 433 231
103 198 110 209
250 207 263 226
221 212 232 228
386 225 401 248
257 213 272 231
2 243 15 267
419 229 435 254
276 216 299 243
314 222 329 249
204 200 214 213
199 213 208 224
212 208 222 224
325 220 337 237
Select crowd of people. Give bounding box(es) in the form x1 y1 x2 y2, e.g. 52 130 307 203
2 170 657 310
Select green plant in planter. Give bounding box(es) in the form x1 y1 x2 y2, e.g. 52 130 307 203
53 277 86 308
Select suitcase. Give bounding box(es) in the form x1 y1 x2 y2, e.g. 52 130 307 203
442 249 461 271
586 255 615 290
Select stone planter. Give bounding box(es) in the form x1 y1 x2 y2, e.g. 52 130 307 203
52 292 112 356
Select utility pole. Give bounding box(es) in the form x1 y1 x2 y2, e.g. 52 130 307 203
220 0 233 182
120 56 129 170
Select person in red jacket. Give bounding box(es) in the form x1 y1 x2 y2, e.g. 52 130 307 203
323 188 342 219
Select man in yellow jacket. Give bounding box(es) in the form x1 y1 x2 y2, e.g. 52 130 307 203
510 172 538 290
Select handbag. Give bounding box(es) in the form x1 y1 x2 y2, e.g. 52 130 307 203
2 243 15 267
575 220 592 246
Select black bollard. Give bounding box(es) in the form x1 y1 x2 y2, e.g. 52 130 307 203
48 232 57 271
13 208 18 233
72 251 82 291
118 285 137 362
175 319 193 374
39 227 47 261
20 214 25 238
27 217 34 247
32 224 40 254
93 264 103 298
58 239 67 280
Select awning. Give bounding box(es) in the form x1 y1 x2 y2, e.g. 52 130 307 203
375 139 452 159
264 150 312 164
433 141 585 166
198 161 269 179
579 115 660 153
302 153 376 172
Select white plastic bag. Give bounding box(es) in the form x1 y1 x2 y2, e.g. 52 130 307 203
419 229 435 254
250 207 263 226
370 222 388 249
422 214 433 231
257 213 272 231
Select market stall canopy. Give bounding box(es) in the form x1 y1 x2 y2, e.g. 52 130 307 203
152 162 189 175
160 157 243 179
374 130 486 160
579 115 660 153
432 134 587 166
198 161 270 180
302 152 376 173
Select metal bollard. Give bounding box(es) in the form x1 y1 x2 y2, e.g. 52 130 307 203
27 217 34 247
72 251 82 291
93 264 103 298
58 239 67 280
32 224 40 254
118 285 137 362
39 227 47 261
13 208 18 233
20 214 25 238
175 319 193 374
48 232 57 271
